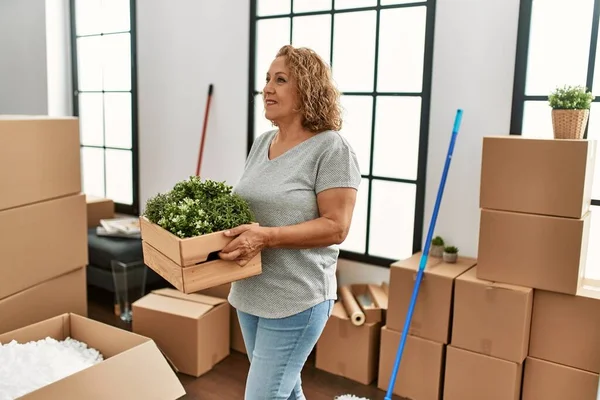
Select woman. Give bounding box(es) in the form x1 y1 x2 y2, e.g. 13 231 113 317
218 45 361 400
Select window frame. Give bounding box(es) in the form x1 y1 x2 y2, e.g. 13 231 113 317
247 0 437 267
69 0 140 216
510 0 600 199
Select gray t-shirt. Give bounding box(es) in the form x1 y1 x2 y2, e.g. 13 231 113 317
228 129 361 318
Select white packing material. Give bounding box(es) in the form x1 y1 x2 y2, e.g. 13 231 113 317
0 336 104 400
334 395 371 400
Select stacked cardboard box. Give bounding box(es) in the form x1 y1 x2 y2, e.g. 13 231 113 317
0 115 88 334
452 136 599 399
378 252 476 399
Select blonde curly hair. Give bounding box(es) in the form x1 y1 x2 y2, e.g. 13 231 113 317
271 45 342 133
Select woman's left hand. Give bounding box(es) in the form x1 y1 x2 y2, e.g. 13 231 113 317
218 224 270 266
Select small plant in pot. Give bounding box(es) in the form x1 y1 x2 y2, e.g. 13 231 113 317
443 246 458 263
429 236 445 258
548 85 594 140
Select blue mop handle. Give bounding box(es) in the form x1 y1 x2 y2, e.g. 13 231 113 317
385 109 463 400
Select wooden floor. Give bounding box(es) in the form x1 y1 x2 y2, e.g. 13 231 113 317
87 287 405 400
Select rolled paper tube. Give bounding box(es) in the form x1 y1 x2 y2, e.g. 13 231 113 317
339 286 365 326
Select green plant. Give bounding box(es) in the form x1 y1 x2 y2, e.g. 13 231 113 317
143 176 255 238
548 85 595 110
431 236 444 246
444 246 458 254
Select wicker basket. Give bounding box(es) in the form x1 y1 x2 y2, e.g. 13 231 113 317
551 109 589 140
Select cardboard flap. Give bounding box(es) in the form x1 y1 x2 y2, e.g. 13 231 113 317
0 314 70 344
332 301 349 320
151 288 227 306
134 293 215 319
21 341 186 400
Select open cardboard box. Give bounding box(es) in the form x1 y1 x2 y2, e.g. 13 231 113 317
132 288 230 377
349 283 389 324
0 313 185 399
139 216 262 293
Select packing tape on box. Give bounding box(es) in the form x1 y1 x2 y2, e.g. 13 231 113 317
339 286 365 326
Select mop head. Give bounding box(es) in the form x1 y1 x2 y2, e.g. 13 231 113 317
334 395 370 400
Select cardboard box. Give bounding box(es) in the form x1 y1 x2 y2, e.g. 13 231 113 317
443 345 522 400
315 301 382 385
477 208 590 295
529 289 600 373
86 195 114 228
451 267 532 363
198 283 247 354
0 193 88 300
377 326 445 400
0 313 185 399
0 115 81 212
387 252 476 343
0 267 87 335
132 288 230 377
522 357 599 400
480 136 596 219
139 216 262 293
352 283 388 323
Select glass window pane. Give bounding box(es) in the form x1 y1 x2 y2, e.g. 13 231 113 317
254 94 275 140
340 178 369 253
585 103 600 200
381 0 422 4
339 95 372 174
255 18 291 92
332 11 377 92
377 7 426 93
81 147 105 198
334 0 377 10
105 149 133 205
78 93 104 147
369 180 416 260
373 96 421 180
525 0 593 95
102 33 131 91
101 0 130 33
75 0 102 36
104 93 132 149
522 100 553 139
257 0 291 16
583 205 600 280
76 36 103 91
292 14 332 63
294 0 331 13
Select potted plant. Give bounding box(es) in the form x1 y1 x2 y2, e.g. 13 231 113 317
443 246 458 263
429 236 445 258
548 85 594 140
139 176 262 293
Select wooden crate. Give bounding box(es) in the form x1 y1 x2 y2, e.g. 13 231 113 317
139 217 262 293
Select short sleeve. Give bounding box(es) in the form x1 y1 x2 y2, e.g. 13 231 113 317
315 139 362 194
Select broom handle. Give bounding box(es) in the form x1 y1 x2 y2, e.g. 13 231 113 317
385 109 463 400
196 84 214 176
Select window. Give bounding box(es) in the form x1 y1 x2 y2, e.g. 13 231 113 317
510 0 600 282
69 0 139 215
248 0 436 266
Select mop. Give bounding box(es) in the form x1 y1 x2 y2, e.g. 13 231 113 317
335 109 464 400
196 83 214 177
384 109 463 399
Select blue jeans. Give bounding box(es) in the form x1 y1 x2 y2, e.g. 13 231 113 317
236 300 334 400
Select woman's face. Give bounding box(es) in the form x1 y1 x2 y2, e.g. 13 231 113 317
263 56 299 124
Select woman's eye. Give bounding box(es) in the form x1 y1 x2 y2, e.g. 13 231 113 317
277 77 286 83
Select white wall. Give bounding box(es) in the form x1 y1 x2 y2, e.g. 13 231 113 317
0 0 49 115
137 0 250 209
45 0 72 117
136 0 522 282
422 0 520 259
